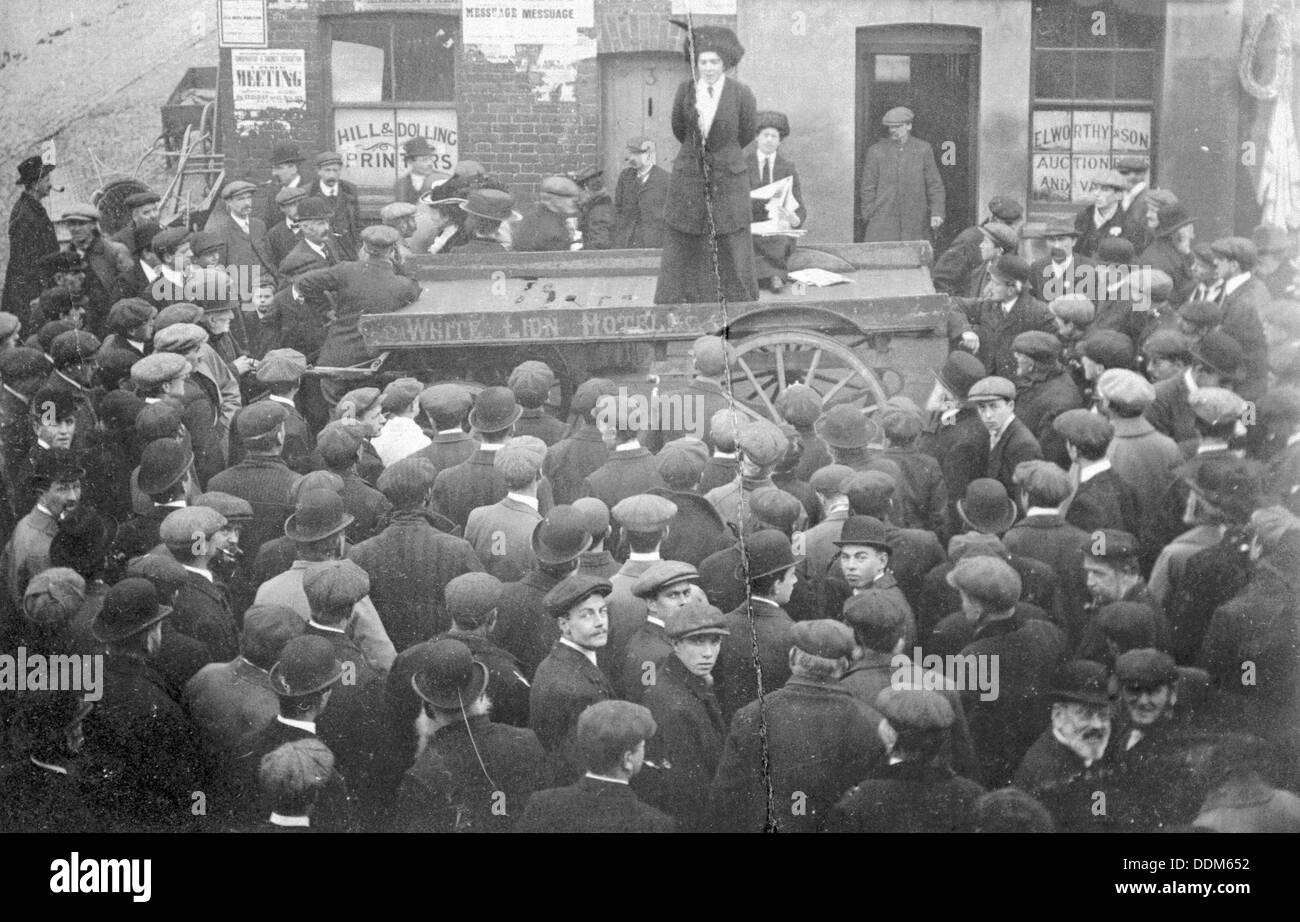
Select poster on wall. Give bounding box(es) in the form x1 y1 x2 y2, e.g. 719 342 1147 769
1031 109 1151 204
463 0 593 44
670 0 737 13
334 108 459 188
232 49 306 138
218 0 267 48
471 35 596 103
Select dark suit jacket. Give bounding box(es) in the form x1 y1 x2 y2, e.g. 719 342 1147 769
932 228 985 297
514 407 567 447
203 208 277 285
665 76 757 235
277 237 339 284
1074 204 1127 260
229 396 315 473
581 445 666 514
348 509 485 651
1065 466 1143 537
529 641 617 780
207 456 301 564
493 569 564 677
715 598 794 720
409 430 480 479
304 179 362 260
295 258 422 369
231 716 358 832
517 775 675 833
614 164 670 248
1145 373 1198 444
987 417 1043 499
828 761 985 833
746 146 806 224
3 191 58 321
651 487 732 567
1138 237 1195 305
957 290 1055 379
439 629 532 728
1028 254 1097 303
431 447 554 531
171 569 239 662
513 205 577 252
1119 188 1153 254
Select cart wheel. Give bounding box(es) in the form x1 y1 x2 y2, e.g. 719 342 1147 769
727 329 890 422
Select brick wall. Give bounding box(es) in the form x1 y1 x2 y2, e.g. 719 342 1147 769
217 0 736 210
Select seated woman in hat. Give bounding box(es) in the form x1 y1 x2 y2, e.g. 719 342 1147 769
410 192 466 255
748 110 806 293
654 22 759 305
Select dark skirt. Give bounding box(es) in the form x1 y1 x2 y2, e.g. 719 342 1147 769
753 234 795 281
654 226 759 305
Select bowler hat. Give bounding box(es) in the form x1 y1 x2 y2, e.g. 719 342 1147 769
933 351 986 399
91 578 170 644
979 222 1019 253
1050 659 1113 706
137 438 192 495
532 505 594 564
463 189 521 222
833 515 892 552
403 137 437 158
411 639 489 710
1183 457 1263 522
467 385 522 433
1085 528 1140 562
736 528 799 581
296 197 332 221
1189 331 1244 379
284 490 355 543
1095 238 1135 265
1154 203 1194 239
814 404 878 449
270 142 303 165
957 478 1018 535
269 636 344 698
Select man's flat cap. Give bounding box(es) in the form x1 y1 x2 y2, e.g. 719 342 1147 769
380 377 423 415
749 486 804 531
1079 330 1134 368
875 687 955 730
966 376 1017 403
221 180 257 200
987 196 1024 223
1189 331 1244 378
0 346 47 379
881 106 914 125
544 573 612 618
507 360 555 402
315 151 343 167
255 348 308 384
810 463 854 494
691 334 731 376
1179 300 1222 327
540 176 582 198
60 203 101 222
1097 368 1156 411
361 225 402 249
612 493 677 533
989 254 1031 285
736 419 789 467
275 186 308 206
1052 408 1114 447
790 619 855 658
1086 529 1140 561
376 457 439 504
945 555 1021 609
664 599 729 640
154 303 204 331
419 383 473 420
192 491 253 522
775 383 823 427
843 591 908 634
153 322 207 354
1115 647 1178 686
631 561 699 599
1013 459 1073 504
151 226 190 254
1096 170 1128 190
235 400 288 440
1114 156 1149 173
1048 294 1096 325
1210 236 1257 270
576 700 656 758
23 567 86 626
710 406 745 449
50 330 100 368
316 424 363 468
445 572 505 628
1096 237 1136 265
130 352 189 387
380 202 418 224
814 404 879 449
1142 328 1192 360
1188 386 1246 426
106 298 156 332
571 377 617 415
656 445 705 489
979 222 1019 252
159 505 226 548
1012 331 1062 363
303 559 371 612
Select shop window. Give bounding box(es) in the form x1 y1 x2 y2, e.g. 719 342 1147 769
329 14 459 191
1030 0 1163 206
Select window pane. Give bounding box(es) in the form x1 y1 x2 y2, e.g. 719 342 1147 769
875 54 910 84
392 16 458 102
1114 50 1155 100
1074 51 1113 98
331 21 390 103
1034 51 1074 99
1112 7 1163 49
1033 2 1075 47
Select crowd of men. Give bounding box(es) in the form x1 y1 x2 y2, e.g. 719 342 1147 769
0 140 1298 833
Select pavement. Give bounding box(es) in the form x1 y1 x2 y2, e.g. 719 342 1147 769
0 0 216 271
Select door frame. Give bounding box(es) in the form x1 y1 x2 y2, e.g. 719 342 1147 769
854 25 981 244
598 51 689 188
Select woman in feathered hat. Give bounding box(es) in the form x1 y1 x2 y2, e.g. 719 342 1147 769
653 22 760 306
748 110 806 292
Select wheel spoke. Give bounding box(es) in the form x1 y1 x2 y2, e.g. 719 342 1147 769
774 347 787 392
821 368 860 404
736 356 780 419
805 348 822 386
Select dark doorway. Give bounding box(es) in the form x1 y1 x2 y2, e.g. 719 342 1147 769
855 26 980 251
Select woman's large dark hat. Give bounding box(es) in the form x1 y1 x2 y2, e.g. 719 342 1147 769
671 20 744 69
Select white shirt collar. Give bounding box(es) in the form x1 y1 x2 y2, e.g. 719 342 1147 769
35 503 55 518
141 260 160 282
646 615 666 628
478 441 503 451
276 715 317 734
628 551 660 562
506 491 539 511
268 813 311 827
160 265 183 286
712 450 736 460
182 564 214 583
268 394 296 407
988 414 1016 445
1287 431 1300 448
126 337 146 351
614 440 641 452
1223 272 1251 297
750 596 780 607
560 637 599 666
695 73 725 136
308 620 346 634
1078 457 1112 483
232 214 250 234
1121 181 1147 211
319 183 338 197
438 427 464 435
1183 367 1200 396
1196 440 1231 455
1025 506 1059 517
306 239 328 259
584 772 629 786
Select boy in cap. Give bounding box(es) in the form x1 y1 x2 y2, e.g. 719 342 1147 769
160 505 239 660
650 442 732 567
712 619 882 832
541 376 612 505
396 638 551 833
315 423 390 541
371 378 431 466
305 152 362 259
932 221 1013 298
1096 368 1181 504
255 738 337 831
966 375 1043 501
1209 236 1271 400
265 186 308 271
435 572 531 728
705 418 795 534
618 560 703 701
45 329 101 451
508 360 566 445
1073 170 1129 259
259 142 305 229
349 457 482 652
1 447 82 608
1010 329 1082 467
517 699 673 833
10 388 82 514
98 298 155 371
602 493 677 670
229 347 315 473
184 603 305 753
529 574 618 781
465 436 546 582
638 598 728 830
1053 408 1142 536
57 203 131 339
700 405 745 492
828 687 985 833
580 392 666 509
570 166 616 251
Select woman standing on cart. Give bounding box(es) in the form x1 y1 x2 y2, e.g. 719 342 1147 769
654 22 759 306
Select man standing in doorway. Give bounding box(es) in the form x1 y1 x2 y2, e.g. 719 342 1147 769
859 107 945 243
